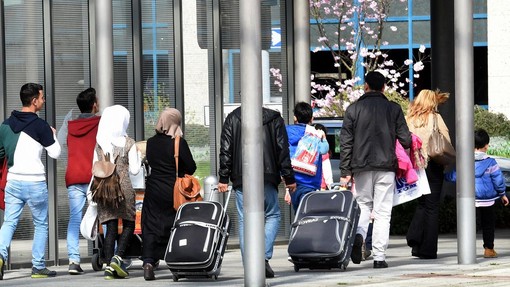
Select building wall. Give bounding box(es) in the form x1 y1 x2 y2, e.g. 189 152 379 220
488 1 510 118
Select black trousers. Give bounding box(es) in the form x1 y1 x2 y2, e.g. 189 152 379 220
477 205 496 249
103 219 135 263
406 160 444 258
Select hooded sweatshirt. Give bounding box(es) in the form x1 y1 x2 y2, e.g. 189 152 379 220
65 114 100 186
0 110 61 182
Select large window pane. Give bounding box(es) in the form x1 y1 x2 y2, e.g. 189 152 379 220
4 0 45 265
142 0 175 139
52 0 91 262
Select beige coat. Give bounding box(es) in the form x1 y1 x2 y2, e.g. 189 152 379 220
406 113 451 162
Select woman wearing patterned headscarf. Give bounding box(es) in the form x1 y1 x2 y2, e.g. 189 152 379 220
94 105 142 279
141 107 197 280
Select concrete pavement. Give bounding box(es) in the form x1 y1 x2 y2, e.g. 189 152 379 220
2 230 510 286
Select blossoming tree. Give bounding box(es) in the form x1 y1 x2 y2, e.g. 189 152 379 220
302 0 427 117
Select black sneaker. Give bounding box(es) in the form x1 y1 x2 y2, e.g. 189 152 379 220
68 263 84 275
351 234 363 264
0 254 5 280
110 255 129 278
265 260 274 278
31 267 57 278
373 260 388 268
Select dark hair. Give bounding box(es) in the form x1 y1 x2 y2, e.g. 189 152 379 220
314 123 327 134
20 83 43 107
293 102 313 124
475 128 490 149
365 71 386 91
76 88 97 113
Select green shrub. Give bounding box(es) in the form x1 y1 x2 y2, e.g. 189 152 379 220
474 106 510 139
185 124 209 147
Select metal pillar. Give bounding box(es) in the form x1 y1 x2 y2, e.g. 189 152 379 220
95 0 114 110
293 0 310 104
454 0 476 264
240 0 265 285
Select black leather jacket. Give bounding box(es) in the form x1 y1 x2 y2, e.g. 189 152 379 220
218 107 295 189
339 91 412 177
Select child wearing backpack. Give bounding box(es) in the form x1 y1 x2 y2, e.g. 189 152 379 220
93 105 141 279
445 128 509 258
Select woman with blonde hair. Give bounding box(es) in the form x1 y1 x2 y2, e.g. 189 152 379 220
405 89 451 259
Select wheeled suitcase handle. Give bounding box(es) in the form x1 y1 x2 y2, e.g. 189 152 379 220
209 185 231 213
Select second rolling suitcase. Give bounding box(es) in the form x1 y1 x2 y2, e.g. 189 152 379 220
164 190 231 281
288 189 360 271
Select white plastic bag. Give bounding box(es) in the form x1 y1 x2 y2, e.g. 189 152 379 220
80 201 98 241
393 168 431 206
291 125 323 176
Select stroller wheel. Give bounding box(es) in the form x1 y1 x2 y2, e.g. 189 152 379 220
91 253 104 271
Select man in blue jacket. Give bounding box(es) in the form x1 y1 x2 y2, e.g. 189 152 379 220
286 102 329 211
340 71 411 269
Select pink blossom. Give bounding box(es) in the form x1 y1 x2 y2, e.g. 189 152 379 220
390 26 397 32
419 45 426 53
413 61 424 72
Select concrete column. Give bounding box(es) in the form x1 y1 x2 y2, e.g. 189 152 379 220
454 0 476 264
95 0 114 110
240 0 265 285
293 0 310 104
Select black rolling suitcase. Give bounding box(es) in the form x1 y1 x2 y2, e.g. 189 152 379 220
288 188 360 271
164 190 231 281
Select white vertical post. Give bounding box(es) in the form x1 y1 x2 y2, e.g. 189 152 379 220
240 0 265 285
454 0 476 264
95 0 114 110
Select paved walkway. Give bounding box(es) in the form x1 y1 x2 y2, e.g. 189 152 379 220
2 230 510 286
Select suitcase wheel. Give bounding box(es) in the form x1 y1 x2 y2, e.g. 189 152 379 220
211 274 218 280
293 265 299 272
91 253 103 271
173 274 179 282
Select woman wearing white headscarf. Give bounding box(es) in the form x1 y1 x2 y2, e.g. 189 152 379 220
94 105 141 279
141 107 196 280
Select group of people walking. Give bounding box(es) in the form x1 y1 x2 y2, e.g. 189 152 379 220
0 84 196 281
0 72 508 281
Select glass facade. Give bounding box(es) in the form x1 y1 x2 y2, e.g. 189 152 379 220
0 0 489 267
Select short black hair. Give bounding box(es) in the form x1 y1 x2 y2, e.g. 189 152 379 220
76 88 97 113
20 83 43 107
293 102 313 124
314 123 327 134
365 71 385 91
475 128 490 149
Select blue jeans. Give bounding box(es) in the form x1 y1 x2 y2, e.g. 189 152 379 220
0 180 49 269
290 184 315 211
235 183 280 262
67 184 87 263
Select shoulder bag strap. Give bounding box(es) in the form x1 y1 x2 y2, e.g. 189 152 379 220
174 136 180 176
432 113 439 132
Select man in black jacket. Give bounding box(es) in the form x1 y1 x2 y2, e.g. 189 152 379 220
217 106 296 278
339 71 411 269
